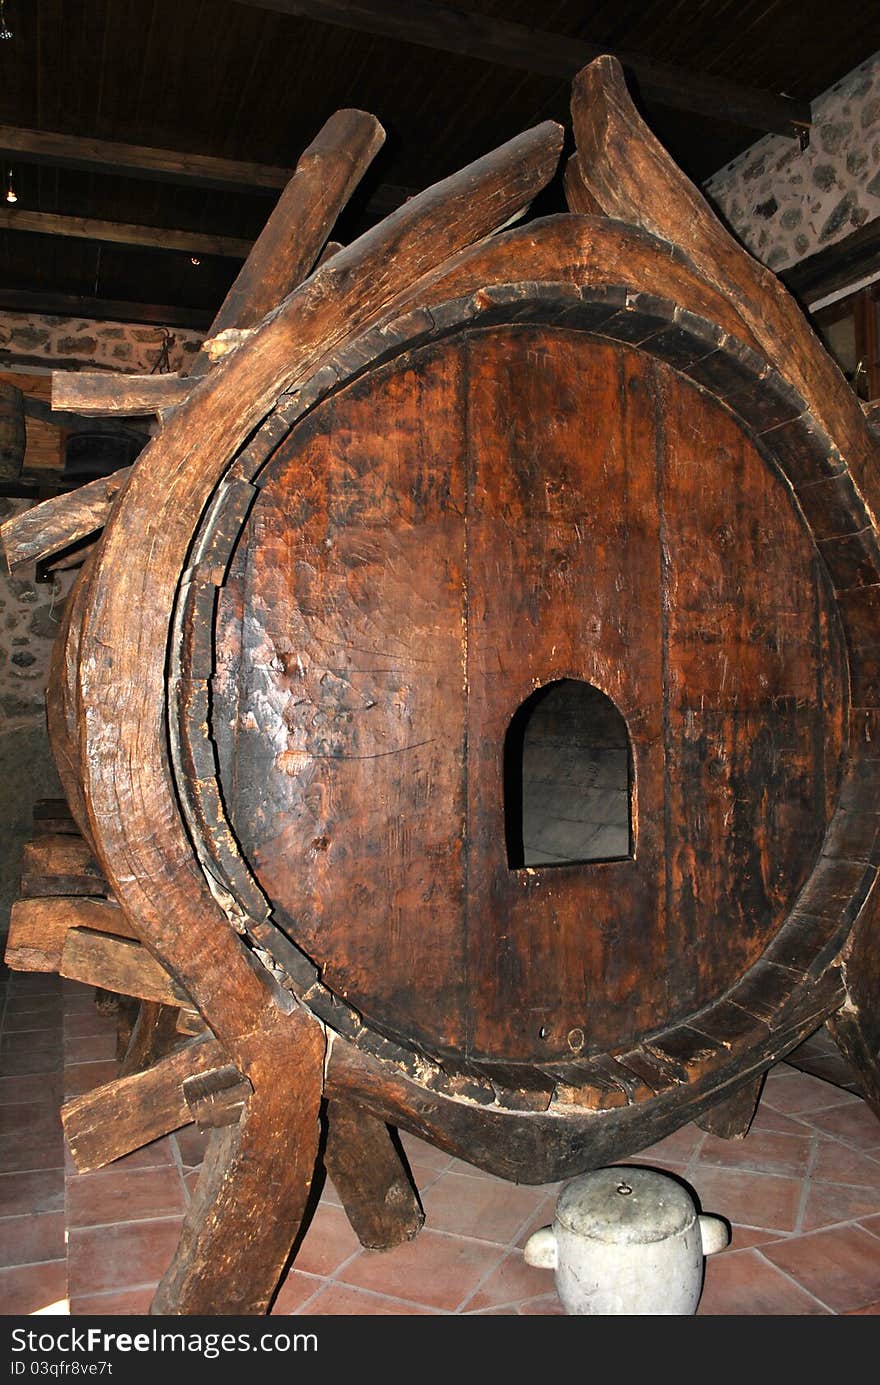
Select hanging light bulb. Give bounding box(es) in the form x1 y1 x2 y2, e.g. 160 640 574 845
5 169 17 204
0 1 13 41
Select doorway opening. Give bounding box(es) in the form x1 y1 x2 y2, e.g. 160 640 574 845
504 679 633 869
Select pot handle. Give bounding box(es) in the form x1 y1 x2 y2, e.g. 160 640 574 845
698 1214 730 1257
523 1226 559 1271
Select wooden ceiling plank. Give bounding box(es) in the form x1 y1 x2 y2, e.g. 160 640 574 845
240 0 812 136
0 208 252 258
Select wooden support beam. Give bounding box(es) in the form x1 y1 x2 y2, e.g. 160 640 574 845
61 1035 225 1172
19 834 106 898
0 209 252 259
1 467 131 571
206 109 384 341
5 895 135 973
60 928 189 1008
0 124 292 194
244 0 811 137
183 1065 253 1130
0 287 213 331
52 373 191 418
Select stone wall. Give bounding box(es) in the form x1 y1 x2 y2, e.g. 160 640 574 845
704 51 880 274
0 310 204 374
0 500 73 936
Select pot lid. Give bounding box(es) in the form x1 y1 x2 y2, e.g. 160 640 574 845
556 1166 696 1245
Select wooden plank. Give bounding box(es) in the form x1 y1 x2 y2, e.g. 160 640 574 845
244 0 811 135
60 928 188 1007
19 834 106 897
5 896 135 973
1 467 131 570
0 209 252 259
61 1035 225 1172
207 108 385 339
52 373 190 418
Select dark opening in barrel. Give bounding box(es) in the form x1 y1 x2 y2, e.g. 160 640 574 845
504 679 633 869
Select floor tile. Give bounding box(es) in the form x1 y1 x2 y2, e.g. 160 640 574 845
297 1282 436 1314
68 1217 185 1297
697 1248 830 1314
696 1128 812 1178
63 1060 119 1099
860 1212 880 1237
517 1294 565 1315
801 1181 880 1232
419 1169 547 1244
398 1132 454 1172
171 1125 211 1169
0 1167 65 1218
0 1211 66 1268
460 1249 557 1311
289 1202 364 1277
634 1123 705 1163
336 1229 505 1311
761 1224 880 1312
69 1285 157 1316
0 1259 67 1315
811 1138 880 1188
63 1032 118 1064
0 1072 62 1106
270 1270 326 1315
685 1164 803 1232
67 1165 186 1227
800 1103 880 1151
762 1068 858 1115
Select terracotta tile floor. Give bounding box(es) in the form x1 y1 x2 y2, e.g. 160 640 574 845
2 964 880 1316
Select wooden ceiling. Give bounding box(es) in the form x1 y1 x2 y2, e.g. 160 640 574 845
0 0 879 328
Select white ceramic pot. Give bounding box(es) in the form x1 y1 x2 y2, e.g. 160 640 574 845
523 1165 729 1315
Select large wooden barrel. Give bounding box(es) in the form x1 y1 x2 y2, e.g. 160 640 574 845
208 320 842 1067
0 379 26 479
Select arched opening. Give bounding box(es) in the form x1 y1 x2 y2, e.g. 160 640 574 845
504 679 633 869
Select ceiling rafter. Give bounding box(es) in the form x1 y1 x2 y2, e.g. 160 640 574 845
236 0 813 137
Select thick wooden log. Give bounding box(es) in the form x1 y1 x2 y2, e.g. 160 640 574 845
566 55 880 521
60 929 188 1008
1 468 131 570
207 109 385 339
62 1035 225 1173
19 834 106 897
5 895 134 973
323 1100 424 1249
75 118 564 1046
118 1002 183 1077
695 1074 764 1139
151 1007 325 1316
52 373 190 419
